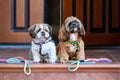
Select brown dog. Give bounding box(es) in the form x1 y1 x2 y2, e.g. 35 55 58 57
57 16 85 63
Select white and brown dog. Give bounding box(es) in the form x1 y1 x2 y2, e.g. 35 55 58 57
28 23 57 63
57 16 85 63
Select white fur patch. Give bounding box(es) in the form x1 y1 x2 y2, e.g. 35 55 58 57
70 33 78 41
31 40 57 63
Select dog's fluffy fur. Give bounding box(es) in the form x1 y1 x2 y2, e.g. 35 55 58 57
28 23 57 63
57 16 85 63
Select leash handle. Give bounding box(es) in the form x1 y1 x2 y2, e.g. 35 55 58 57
68 60 79 72
24 60 31 75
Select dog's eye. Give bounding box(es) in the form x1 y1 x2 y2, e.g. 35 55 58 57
37 28 41 33
45 29 48 32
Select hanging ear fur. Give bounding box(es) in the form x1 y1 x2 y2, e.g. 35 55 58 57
79 22 85 36
28 24 36 38
58 25 69 41
47 24 52 35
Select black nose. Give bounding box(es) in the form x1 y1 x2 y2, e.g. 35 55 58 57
72 21 78 26
41 31 45 36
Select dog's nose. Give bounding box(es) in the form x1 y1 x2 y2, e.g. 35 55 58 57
72 22 78 26
72 22 77 25
41 31 45 36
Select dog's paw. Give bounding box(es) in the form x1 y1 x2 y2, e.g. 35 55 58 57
33 59 40 63
60 61 68 64
48 62 56 64
48 59 56 64
48 61 57 64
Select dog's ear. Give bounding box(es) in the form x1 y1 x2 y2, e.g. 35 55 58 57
47 24 52 35
28 24 36 38
58 24 69 41
79 22 85 36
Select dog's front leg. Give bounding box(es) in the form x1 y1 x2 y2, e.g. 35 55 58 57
48 48 57 63
76 49 85 60
60 50 69 63
76 40 85 60
32 48 40 63
57 42 69 63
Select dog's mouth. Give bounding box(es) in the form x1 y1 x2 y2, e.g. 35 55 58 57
35 31 50 43
38 36 49 42
37 31 50 38
71 27 79 33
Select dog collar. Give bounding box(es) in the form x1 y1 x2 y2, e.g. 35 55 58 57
33 38 53 48
65 40 81 51
34 41 45 47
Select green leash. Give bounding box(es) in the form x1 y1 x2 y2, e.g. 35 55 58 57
7 58 31 75
68 60 96 72
24 60 31 75
29 47 33 60
68 60 80 72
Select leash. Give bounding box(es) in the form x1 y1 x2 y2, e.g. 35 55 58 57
68 60 96 72
68 60 79 72
24 60 31 75
29 47 33 60
7 57 32 75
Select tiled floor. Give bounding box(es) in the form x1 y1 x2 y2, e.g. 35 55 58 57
0 48 120 63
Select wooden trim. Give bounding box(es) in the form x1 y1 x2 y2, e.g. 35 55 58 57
30 0 44 26
16 0 25 27
0 63 120 73
62 0 72 22
84 33 120 45
11 0 29 32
